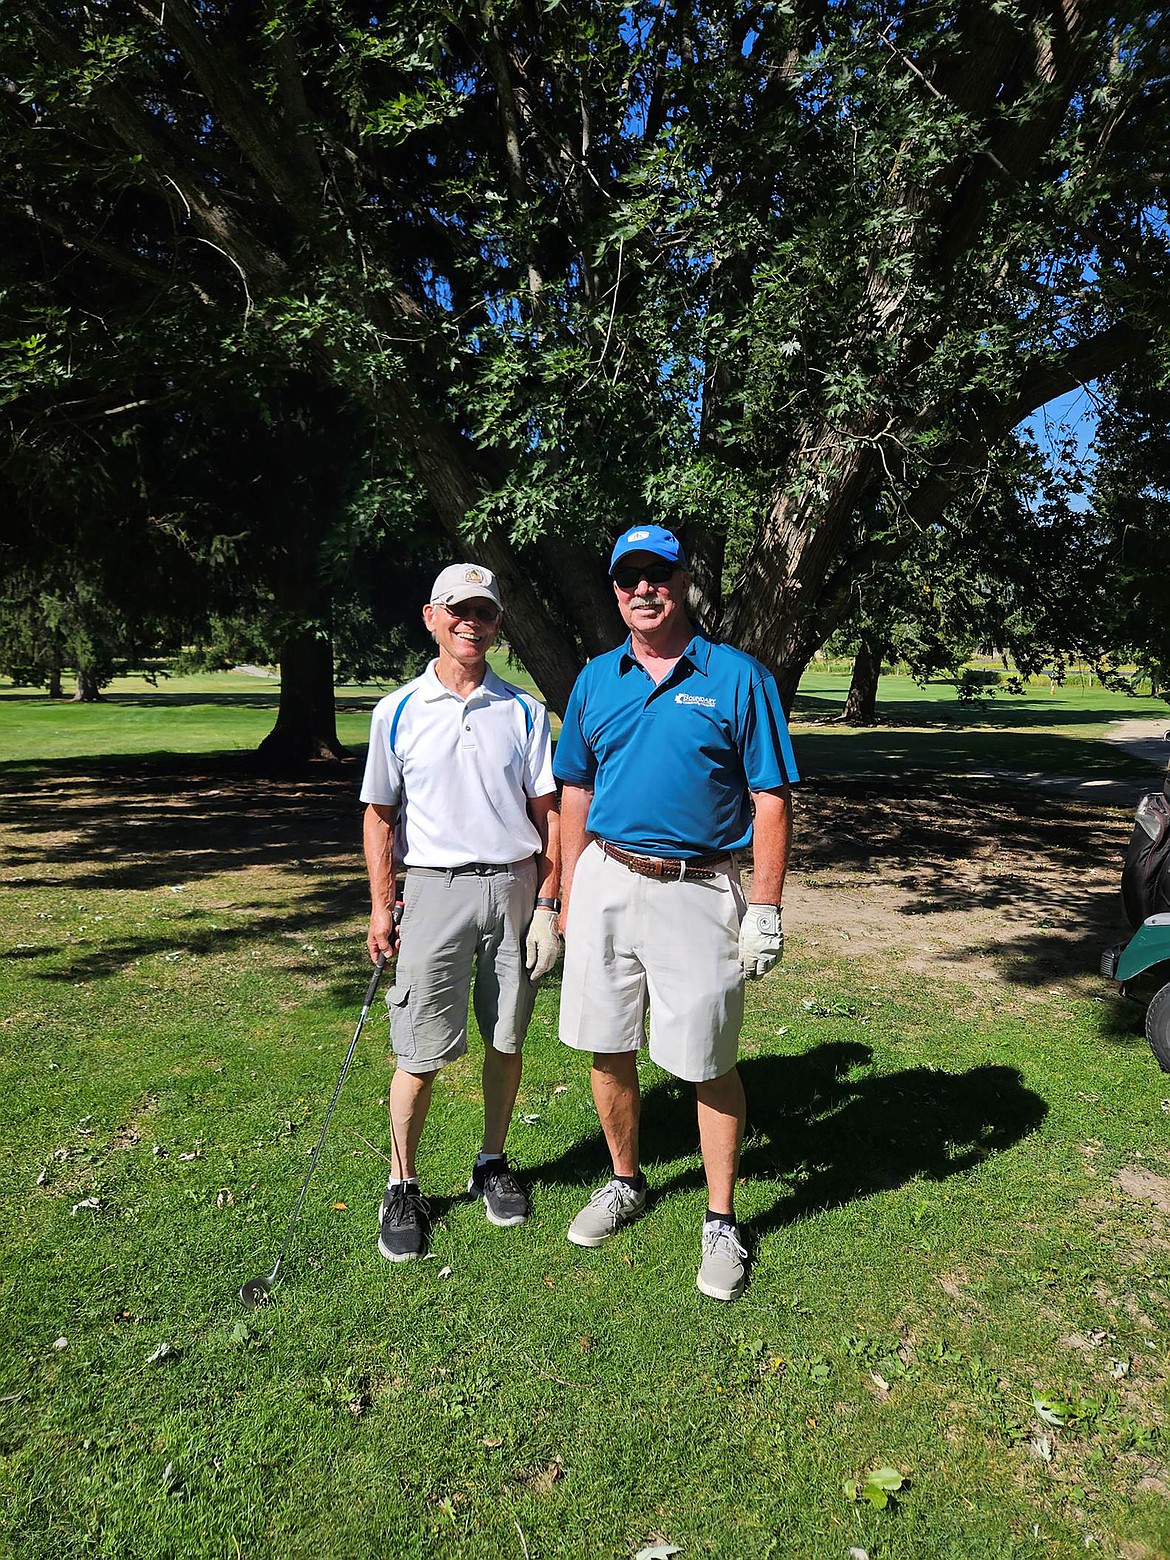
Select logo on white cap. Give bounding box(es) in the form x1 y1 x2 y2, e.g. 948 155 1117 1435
464 567 484 583
627 529 651 542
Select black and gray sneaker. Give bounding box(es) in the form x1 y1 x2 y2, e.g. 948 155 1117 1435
377 1182 430 1262
467 1157 530 1227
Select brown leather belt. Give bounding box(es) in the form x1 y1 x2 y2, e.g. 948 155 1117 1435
600 841 730 881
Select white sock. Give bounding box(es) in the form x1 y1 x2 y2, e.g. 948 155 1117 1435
475 1151 504 1169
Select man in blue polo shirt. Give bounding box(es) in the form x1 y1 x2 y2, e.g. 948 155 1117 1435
554 524 798 1302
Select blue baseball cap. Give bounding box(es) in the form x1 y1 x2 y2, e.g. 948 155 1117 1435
608 524 688 573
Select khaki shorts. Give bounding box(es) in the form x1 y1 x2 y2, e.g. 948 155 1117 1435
558 842 746 1083
386 860 537 1074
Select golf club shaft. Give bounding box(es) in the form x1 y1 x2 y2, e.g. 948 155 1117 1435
270 951 387 1276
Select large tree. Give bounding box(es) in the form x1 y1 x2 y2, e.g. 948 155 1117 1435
3 1 1167 719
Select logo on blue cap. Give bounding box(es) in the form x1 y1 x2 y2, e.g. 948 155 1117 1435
609 524 688 573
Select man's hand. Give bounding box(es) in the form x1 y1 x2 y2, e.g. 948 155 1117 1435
739 904 784 979
524 906 562 983
367 903 402 966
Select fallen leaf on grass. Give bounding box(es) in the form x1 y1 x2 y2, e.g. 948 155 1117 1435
1030 1435 1054 1462
635 1546 681 1560
482 1437 503 1449
1033 1395 1067 1427
215 1190 235 1209
520 1113 541 1124
437 1266 453 1280
52 1337 68 1351
553 1085 568 1095
145 1342 181 1366
71 1198 101 1216
332 1202 347 1210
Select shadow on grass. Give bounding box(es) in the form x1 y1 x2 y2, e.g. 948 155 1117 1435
793 774 1143 986
0 758 1140 990
526 1043 1047 1240
0 753 373 978
792 687 1169 731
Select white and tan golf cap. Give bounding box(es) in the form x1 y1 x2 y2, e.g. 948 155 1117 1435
429 562 504 614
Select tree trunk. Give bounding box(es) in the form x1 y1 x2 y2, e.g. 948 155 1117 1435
47 663 63 699
386 392 601 713
256 627 349 766
72 665 103 702
720 422 883 710
842 631 885 724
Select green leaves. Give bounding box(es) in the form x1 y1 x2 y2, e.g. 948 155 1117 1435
843 1466 906 1509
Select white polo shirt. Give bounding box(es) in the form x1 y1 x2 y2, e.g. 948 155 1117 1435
360 663 555 867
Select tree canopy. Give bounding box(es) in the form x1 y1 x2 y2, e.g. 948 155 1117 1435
2 1 1168 738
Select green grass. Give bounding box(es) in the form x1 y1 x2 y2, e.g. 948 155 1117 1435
2 673 1170 1558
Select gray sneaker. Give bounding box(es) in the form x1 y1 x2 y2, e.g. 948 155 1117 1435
697 1221 749 1301
566 1178 646 1248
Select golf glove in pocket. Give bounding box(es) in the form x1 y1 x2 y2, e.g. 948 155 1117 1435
524 907 562 983
739 904 783 979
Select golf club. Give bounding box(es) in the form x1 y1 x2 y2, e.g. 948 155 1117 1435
239 950 388 1308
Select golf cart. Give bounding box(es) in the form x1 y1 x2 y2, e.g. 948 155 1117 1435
1101 755 1170 1070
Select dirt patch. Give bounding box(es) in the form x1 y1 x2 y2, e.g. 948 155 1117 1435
767 777 1138 994
1116 1168 1170 1213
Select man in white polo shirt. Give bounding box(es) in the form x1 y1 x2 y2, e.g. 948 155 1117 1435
361 563 561 1261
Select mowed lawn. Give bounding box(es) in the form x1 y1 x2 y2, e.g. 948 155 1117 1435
2 670 1170 1559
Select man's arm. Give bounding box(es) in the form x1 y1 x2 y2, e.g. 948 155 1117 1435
527 790 561 902
363 802 400 965
559 782 595 934
748 785 793 905
738 785 793 979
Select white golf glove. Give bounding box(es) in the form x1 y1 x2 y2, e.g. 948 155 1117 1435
739 904 784 979
524 907 562 983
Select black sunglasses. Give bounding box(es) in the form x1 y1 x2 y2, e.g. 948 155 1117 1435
611 561 677 590
441 601 501 624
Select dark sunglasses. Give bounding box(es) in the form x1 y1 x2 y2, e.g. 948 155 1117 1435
441 601 501 624
611 561 677 590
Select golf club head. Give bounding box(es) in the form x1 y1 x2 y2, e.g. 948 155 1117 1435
238 1275 276 1309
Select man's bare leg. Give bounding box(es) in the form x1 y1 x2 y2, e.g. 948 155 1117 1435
482 1047 523 1156
388 1065 436 1180
591 1051 641 1177
695 1065 746 1216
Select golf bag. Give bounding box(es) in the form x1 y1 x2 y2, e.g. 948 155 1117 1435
1122 778 1170 930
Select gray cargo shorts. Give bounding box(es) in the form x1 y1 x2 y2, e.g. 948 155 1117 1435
385 859 538 1074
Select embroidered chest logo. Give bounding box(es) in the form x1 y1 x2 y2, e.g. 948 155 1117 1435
674 691 716 708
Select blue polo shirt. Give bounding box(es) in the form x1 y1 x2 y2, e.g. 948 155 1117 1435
553 632 799 857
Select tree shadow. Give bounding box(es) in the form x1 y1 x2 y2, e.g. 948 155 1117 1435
0 754 371 980
792 775 1143 988
525 1043 1047 1239
792 687 1168 731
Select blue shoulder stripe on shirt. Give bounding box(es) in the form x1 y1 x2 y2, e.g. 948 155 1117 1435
388 688 417 750
506 689 534 738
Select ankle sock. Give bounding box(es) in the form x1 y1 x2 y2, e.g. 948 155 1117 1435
705 1209 735 1229
616 1172 646 1193
475 1151 504 1170
386 1176 419 1193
